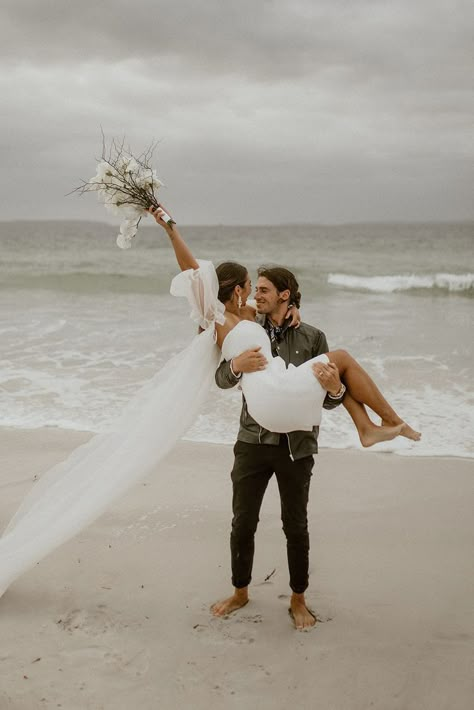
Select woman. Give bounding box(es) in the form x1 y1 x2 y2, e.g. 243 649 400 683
150 205 421 446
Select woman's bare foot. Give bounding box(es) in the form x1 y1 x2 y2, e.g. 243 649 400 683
359 422 404 447
289 593 317 630
382 420 421 442
400 422 421 441
211 587 249 617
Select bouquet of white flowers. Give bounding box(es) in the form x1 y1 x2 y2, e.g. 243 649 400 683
72 136 174 249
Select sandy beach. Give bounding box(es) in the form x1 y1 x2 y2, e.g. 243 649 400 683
0 428 473 710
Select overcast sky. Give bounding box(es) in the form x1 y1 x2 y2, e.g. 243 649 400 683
0 0 472 224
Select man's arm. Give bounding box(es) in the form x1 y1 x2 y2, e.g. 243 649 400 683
215 347 268 389
215 359 241 389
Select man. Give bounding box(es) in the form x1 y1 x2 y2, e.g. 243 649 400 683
211 266 345 630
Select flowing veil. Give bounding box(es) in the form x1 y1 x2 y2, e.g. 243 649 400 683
0 260 224 597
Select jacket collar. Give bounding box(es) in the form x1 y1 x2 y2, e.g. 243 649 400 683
263 315 291 343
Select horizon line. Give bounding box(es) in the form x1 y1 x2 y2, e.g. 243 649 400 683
0 218 473 228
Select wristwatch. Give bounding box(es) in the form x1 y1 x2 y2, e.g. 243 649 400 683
327 383 346 399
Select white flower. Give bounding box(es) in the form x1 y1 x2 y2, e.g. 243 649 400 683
121 218 139 235
80 141 167 248
116 233 132 249
116 218 139 249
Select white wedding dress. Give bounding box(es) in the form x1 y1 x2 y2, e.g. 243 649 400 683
0 260 223 597
221 320 328 433
0 260 328 597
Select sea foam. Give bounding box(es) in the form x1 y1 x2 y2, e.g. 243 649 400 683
328 273 474 293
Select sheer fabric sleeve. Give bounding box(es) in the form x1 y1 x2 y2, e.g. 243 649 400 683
170 260 225 330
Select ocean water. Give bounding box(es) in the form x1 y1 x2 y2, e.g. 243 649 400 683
0 220 473 458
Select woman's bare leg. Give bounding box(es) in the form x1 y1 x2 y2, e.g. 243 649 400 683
327 350 421 442
343 393 404 447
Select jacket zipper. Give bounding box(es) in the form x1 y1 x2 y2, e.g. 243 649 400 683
286 434 294 461
258 426 263 444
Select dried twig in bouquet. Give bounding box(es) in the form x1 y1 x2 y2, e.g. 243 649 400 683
70 132 174 249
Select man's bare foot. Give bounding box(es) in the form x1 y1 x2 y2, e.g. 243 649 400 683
289 593 316 630
211 588 249 617
382 419 421 442
359 422 404 447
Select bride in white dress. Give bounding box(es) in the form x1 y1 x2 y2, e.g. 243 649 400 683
0 207 419 598
150 205 421 445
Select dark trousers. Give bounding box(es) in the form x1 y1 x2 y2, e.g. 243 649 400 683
230 438 314 594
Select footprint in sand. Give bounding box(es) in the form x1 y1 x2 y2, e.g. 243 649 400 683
57 606 114 636
57 608 150 677
235 613 263 624
56 604 138 636
60 644 150 678
210 614 263 644
104 648 150 677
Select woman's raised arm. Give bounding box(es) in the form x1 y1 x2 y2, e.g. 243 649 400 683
148 205 199 271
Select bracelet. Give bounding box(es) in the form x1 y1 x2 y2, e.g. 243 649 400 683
328 383 346 399
230 359 242 379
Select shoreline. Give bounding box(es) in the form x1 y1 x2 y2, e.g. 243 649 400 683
1 424 472 462
1 427 473 709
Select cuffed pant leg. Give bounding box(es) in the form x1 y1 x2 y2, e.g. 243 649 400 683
230 442 272 589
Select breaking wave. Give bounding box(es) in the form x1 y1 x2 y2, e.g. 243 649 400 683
328 273 474 294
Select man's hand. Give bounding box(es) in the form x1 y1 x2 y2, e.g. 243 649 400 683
232 347 268 374
312 361 342 395
285 304 301 329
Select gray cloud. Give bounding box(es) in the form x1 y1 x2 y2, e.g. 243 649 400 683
0 0 472 223
2 0 472 85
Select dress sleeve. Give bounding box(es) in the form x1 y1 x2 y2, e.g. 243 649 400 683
170 260 226 330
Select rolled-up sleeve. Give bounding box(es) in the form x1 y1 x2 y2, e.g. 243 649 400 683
215 359 241 389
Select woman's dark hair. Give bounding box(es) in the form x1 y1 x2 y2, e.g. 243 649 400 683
257 266 301 308
216 262 248 304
